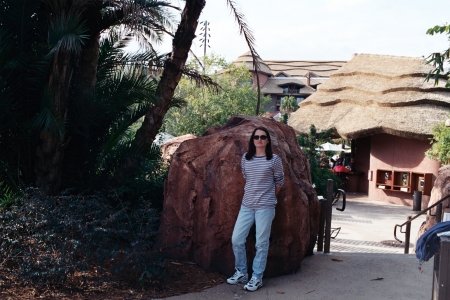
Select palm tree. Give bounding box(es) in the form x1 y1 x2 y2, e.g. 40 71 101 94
280 96 298 113
0 0 262 195
132 0 264 148
0 0 174 194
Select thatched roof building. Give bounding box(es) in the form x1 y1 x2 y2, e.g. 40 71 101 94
231 52 347 113
233 51 346 78
232 51 273 75
288 54 450 141
264 60 346 77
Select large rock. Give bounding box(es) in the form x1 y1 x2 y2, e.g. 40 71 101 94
416 165 450 241
160 134 196 163
158 116 319 278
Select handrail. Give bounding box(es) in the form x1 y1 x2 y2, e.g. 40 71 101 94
394 193 450 243
335 189 346 212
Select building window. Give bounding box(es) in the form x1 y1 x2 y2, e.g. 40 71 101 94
296 97 305 104
276 96 285 106
281 84 301 94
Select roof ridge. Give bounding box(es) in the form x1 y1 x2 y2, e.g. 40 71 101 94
352 53 425 61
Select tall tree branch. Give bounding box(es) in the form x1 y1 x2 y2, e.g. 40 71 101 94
132 0 206 148
225 0 262 115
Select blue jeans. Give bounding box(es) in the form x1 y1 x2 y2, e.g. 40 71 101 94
231 206 275 279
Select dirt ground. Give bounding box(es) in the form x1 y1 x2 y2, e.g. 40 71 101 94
0 260 226 300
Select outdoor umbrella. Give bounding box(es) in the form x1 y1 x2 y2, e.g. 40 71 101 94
333 165 349 173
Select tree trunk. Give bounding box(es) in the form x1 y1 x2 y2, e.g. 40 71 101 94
61 36 100 190
36 50 75 195
133 0 206 148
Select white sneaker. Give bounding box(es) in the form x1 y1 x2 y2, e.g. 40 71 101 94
244 276 263 291
227 268 248 284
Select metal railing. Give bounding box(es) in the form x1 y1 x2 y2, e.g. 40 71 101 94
317 180 346 253
393 193 450 254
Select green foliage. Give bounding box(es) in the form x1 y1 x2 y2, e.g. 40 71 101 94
280 95 298 112
0 16 164 192
426 121 450 165
97 143 168 209
0 0 174 195
0 188 165 288
425 24 450 165
164 54 271 136
297 125 340 196
425 24 450 87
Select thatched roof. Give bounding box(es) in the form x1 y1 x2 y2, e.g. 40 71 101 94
232 51 273 75
288 54 450 141
232 52 346 77
265 60 347 77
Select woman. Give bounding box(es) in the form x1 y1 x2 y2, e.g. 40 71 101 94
226 126 284 292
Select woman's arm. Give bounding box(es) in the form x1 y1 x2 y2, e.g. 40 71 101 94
273 155 284 192
241 154 247 180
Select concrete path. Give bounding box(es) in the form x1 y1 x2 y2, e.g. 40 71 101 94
163 194 433 300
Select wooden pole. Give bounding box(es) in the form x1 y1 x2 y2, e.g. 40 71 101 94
317 199 326 252
324 179 333 253
404 216 411 254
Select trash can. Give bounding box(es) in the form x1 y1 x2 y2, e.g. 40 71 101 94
413 190 422 211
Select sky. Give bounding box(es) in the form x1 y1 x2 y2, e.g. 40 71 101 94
154 0 450 63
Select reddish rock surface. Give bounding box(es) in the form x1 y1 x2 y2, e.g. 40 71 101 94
160 134 196 163
158 116 319 278
416 165 450 241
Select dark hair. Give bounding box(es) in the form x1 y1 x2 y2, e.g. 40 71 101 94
245 126 273 160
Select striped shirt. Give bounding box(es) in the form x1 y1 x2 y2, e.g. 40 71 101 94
241 153 284 209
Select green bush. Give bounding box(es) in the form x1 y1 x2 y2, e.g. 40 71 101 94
0 188 165 288
297 125 341 197
426 120 450 165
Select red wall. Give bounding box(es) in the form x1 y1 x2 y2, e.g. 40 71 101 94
252 72 269 89
367 134 440 206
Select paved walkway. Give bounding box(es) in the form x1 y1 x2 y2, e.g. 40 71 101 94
163 194 433 300
329 193 425 254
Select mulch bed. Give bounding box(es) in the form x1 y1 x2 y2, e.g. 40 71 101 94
0 260 226 299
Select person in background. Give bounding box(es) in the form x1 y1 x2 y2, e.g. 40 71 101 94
339 151 346 167
226 126 284 292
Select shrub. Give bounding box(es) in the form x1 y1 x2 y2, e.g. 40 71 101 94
0 188 165 288
297 125 341 196
426 120 450 165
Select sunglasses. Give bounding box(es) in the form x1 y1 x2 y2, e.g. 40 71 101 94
253 135 268 140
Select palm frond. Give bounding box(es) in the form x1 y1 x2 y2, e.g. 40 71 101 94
95 69 160 110
225 0 262 114
181 66 221 92
170 95 187 109
30 89 66 139
47 12 90 54
97 28 167 81
99 102 150 163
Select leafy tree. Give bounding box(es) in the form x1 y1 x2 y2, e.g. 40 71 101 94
0 0 178 195
424 24 450 165
425 120 450 165
425 24 450 87
164 54 271 136
278 96 298 124
297 125 340 197
280 95 298 112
